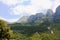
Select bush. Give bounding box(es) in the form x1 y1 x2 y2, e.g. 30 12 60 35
0 20 13 40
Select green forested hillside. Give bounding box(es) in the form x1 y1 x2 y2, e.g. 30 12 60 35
0 19 60 40
8 20 60 40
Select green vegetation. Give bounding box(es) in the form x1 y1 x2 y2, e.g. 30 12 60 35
0 20 13 40
0 19 60 40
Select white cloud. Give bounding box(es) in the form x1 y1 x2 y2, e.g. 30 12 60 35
0 0 29 5
0 17 6 21
31 0 52 9
0 17 19 23
11 5 41 15
0 0 60 22
24 5 40 15
11 0 52 15
1 0 60 15
0 0 18 5
0 0 60 14
11 5 24 15
7 19 19 23
51 0 60 12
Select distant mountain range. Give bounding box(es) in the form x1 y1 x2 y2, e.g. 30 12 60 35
6 5 60 24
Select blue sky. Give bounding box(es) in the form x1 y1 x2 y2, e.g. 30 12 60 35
0 0 60 22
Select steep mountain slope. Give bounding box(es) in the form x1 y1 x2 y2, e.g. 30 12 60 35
53 5 60 23
46 9 54 23
28 13 44 23
16 16 29 23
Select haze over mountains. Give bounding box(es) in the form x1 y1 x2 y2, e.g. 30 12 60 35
14 5 60 23
1 5 60 24
16 16 29 23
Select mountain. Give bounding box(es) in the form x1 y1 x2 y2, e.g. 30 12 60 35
16 16 29 23
46 9 54 23
28 15 36 23
35 13 44 20
53 5 60 23
28 13 44 23
46 9 53 17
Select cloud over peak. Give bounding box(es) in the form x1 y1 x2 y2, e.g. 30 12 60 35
0 0 60 22
0 0 60 15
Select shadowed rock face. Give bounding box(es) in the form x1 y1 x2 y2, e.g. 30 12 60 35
53 5 60 23
28 13 44 23
46 9 54 23
28 15 36 23
46 9 53 17
35 13 44 20
56 6 60 14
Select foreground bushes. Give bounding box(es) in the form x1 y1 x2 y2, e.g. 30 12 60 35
13 32 60 40
0 20 13 40
0 20 60 40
